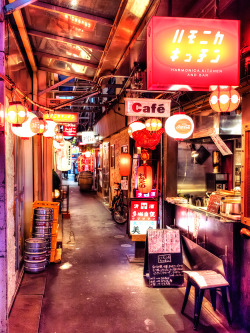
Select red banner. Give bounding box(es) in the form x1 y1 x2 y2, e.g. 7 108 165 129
63 124 77 136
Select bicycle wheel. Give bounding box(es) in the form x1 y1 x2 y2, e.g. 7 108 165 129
113 204 128 224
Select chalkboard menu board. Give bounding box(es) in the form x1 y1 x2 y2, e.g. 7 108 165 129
144 229 184 287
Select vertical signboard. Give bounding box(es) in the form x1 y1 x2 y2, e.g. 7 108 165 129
144 229 184 287
147 17 240 91
130 200 158 241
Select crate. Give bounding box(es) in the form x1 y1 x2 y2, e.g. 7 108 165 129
33 201 60 224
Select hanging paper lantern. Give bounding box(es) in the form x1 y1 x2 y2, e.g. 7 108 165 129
132 128 165 150
85 151 91 158
209 86 240 112
43 119 57 138
128 121 145 138
165 113 194 140
7 101 29 126
145 118 162 132
36 119 48 135
119 153 132 176
53 139 65 149
141 149 149 161
54 132 64 143
137 165 153 194
11 113 39 139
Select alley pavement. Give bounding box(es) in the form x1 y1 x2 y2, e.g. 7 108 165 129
37 176 243 333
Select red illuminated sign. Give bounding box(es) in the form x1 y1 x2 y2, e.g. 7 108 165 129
130 200 158 239
147 17 240 91
63 124 77 136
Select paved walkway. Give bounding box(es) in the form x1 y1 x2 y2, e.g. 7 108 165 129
37 177 240 333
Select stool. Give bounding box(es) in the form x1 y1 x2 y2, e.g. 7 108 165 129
181 270 231 330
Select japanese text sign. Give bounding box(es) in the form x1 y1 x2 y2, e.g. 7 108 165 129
81 131 96 145
136 189 157 199
63 124 77 137
130 200 157 237
147 17 240 91
44 112 78 123
125 98 170 117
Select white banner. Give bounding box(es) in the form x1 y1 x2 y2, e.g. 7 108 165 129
56 141 72 171
125 98 171 117
81 131 96 145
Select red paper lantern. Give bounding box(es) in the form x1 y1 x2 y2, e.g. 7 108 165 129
7 102 29 127
119 153 132 176
145 118 162 132
209 87 240 112
141 149 149 161
132 128 164 150
137 165 153 194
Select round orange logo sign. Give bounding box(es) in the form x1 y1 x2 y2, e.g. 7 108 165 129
175 119 192 134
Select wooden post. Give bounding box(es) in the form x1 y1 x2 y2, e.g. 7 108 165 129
0 2 8 330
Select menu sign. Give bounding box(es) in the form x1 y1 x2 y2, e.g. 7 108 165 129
144 229 184 287
63 124 77 137
207 193 222 214
147 17 240 91
130 200 157 241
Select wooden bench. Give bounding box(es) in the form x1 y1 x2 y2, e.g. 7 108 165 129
181 236 231 330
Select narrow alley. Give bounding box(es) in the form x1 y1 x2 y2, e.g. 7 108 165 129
36 178 234 333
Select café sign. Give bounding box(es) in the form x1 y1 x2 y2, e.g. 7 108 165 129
125 98 171 117
147 17 240 91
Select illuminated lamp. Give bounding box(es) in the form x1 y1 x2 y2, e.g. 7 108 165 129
52 189 61 199
137 165 153 194
0 103 4 125
85 151 91 158
119 153 132 176
53 140 65 149
11 113 38 139
43 119 57 138
128 121 145 138
54 132 64 143
36 118 48 135
141 149 149 162
209 87 240 112
165 113 194 140
7 102 29 126
145 118 162 132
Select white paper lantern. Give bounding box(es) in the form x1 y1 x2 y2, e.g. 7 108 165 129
43 119 57 137
128 121 145 138
53 139 65 150
165 113 194 140
11 113 38 139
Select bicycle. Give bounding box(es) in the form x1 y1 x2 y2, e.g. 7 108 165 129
110 182 128 224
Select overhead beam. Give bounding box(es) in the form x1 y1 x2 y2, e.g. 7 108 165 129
8 0 37 72
58 108 100 112
4 0 37 15
38 75 74 96
28 29 104 52
38 66 93 81
31 1 113 26
52 91 116 97
34 51 98 69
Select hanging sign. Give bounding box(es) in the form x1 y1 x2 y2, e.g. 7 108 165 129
44 113 78 123
81 131 96 145
125 98 171 117
210 134 233 156
130 200 158 241
63 124 77 136
56 141 72 171
136 189 157 199
147 17 240 91
144 229 184 287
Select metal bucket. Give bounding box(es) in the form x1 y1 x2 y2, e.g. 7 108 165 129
24 259 46 273
25 238 46 252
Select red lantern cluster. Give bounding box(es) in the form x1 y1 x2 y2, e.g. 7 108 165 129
132 128 164 150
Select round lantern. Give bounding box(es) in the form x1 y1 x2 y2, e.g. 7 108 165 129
137 165 153 194
11 112 39 139
53 139 65 150
54 132 64 143
36 118 48 135
209 87 240 112
141 149 149 161
128 121 145 138
119 153 132 176
165 113 194 140
7 101 29 126
85 151 91 158
43 119 57 138
145 118 162 132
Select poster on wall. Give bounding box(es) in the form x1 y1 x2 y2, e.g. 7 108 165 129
130 200 158 241
147 17 240 91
